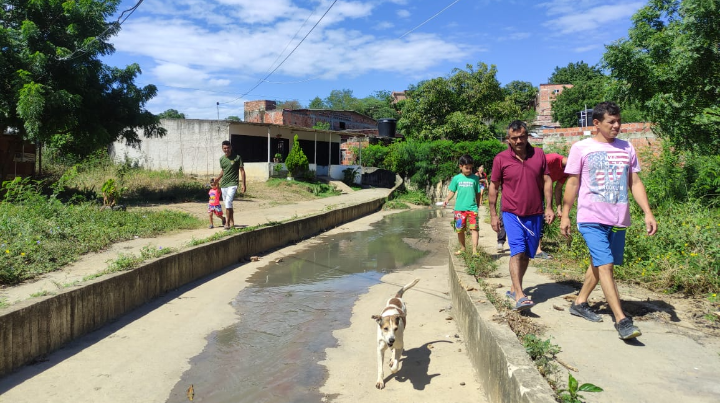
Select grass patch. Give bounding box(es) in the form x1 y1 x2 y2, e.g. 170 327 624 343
0 177 202 285
29 290 56 298
84 245 176 281
390 189 431 206
265 178 341 198
383 200 410 210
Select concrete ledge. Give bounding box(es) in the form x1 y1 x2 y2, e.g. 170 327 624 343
0 194 390 377
447 243 556 403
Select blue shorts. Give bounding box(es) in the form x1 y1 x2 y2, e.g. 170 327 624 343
502 212 543 258
577 223 627 266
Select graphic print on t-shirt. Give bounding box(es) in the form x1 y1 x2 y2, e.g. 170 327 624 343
587 150 629 204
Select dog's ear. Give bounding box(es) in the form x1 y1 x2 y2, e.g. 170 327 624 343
371 315 382 325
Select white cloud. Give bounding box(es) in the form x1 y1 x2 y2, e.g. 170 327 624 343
396 9 411 18
574 44 600 52
539 2 644 35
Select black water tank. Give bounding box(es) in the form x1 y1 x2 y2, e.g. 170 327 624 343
377 118 397 137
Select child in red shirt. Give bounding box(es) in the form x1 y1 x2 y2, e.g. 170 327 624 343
208 179 226 229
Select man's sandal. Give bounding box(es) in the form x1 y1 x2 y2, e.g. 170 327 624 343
513 297 534 311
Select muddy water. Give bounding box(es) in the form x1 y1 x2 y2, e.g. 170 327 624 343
166 209 445 403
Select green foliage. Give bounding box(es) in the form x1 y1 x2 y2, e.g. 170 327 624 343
101 178 126 206
522 334 561 376
308 96 325 109
557 373 603 403
390 189 431 206
461 249 498 278
284 135 310 177
548 61 605 85
503 80 538 111
226 115 241 121
0 180 200 285
551 78 609 127
307 90 399 120
360 144 390 167
312 121 331 130
398 62 518 141
382 200 410 210
157 109 186 119
1 0 165 157
603 0 720 155
342 167 359 186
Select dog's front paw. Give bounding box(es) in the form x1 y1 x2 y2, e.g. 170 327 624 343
390 359 400 373
376 380 385 389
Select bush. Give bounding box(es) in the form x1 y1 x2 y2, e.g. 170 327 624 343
284 134 309 177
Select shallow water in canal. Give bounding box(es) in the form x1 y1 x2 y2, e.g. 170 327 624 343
166 209 445 403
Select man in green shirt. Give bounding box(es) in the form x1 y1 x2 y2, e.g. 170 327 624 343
215 140 246 229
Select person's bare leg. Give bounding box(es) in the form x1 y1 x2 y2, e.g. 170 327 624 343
575 263 626 321
574 264 599 304
509 253 529 299
456 231 466 253
209 212 214 227
471 229 479 254
596 264 626 321
227 208 234 228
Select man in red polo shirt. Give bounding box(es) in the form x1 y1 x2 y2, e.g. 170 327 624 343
488 120 554 311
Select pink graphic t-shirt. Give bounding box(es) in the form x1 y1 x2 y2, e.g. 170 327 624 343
208 188 221 206
564 138 640 227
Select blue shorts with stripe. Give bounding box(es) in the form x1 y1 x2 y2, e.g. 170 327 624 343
502 212 543 258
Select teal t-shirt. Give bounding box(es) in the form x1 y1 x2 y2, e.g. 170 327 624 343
448 173 480 211
219 153 243 187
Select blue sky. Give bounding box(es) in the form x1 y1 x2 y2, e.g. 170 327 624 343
105 0 645 119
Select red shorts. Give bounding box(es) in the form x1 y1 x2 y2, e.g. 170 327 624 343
453 211 478 232
208 204 224 217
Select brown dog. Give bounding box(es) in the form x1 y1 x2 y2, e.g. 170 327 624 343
372 278 420 389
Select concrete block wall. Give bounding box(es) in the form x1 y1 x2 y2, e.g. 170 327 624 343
447 246 556 403
0 194 393 377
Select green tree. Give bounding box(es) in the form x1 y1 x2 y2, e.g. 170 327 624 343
603 0 720 154
548 61 605 85
503 80 538 111
284 134 309 177
551 78 609 127
158 109 186 119
308 96 326 109
355 91 400 120
398 62 517 141
225 116 241 122
0 0 164 157
324 89 358 110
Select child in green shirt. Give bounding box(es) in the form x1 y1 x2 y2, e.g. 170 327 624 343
443 154 481 255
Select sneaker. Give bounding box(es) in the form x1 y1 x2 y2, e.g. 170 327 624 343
496 243 504 252
615 317 642 340
569 302 603 322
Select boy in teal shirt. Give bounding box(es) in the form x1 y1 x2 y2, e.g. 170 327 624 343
443 154 481 255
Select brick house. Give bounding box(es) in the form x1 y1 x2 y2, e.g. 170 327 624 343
533 84 572 128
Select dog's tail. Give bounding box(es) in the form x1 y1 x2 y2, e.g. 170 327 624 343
395 278 420 298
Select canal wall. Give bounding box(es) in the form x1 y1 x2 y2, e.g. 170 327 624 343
447 246 556 403
0 190 395 377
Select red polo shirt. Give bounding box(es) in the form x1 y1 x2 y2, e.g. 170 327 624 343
490 145 549 216
546 153 568 184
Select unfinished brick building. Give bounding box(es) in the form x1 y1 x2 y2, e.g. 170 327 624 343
243 100 378 132
533 84 572 128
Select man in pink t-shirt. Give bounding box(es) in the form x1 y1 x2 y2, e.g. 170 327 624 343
560 102 657 340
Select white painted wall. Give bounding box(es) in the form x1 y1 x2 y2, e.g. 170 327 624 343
330 165 362 184
111 119 343 181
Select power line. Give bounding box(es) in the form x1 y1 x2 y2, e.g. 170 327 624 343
57 0 145 61
218 0 339 105
399 0 463 39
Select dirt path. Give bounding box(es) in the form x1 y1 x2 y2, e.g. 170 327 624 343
474 207 720 402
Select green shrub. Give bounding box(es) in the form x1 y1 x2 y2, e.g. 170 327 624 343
284 134 309 177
